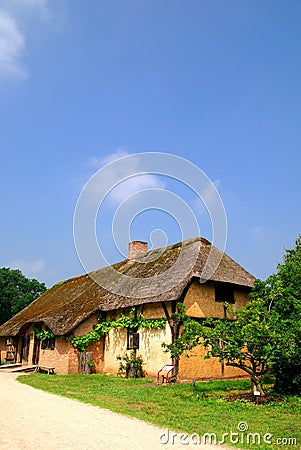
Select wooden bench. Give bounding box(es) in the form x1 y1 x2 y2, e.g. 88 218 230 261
37 365 55 374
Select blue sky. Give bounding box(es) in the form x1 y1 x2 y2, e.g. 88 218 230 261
0 0 300 287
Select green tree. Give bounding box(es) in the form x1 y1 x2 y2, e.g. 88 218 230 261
0 268 47 325
165 236 301 395
164 299 275 395
256 235 301 393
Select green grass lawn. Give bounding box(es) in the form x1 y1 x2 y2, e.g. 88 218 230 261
18 374 300 449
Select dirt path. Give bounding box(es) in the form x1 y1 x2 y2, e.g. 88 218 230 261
0 372 228 450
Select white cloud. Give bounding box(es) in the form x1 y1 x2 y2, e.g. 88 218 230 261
85 149 165 204
0 0 63 81
0 10 26 79
87 148 129 167
9 258 46 279
110 173 165 204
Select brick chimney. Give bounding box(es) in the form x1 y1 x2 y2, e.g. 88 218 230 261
128 241 148 261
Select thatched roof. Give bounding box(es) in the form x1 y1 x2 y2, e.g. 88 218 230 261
0 238 255 337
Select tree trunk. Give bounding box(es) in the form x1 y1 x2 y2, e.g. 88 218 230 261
78 351 92 374
251 375 265 396
126 364 138 378
170 319 181 379
226 362 266 397
161 301 182 380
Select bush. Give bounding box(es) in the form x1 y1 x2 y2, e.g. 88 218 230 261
274 361 301 394
117 352 144 378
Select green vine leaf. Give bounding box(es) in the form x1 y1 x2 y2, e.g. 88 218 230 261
32 326 55 341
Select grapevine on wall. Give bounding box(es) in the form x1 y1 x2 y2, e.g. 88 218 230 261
69 308 167 352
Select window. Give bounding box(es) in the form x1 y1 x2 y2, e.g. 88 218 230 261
215 284 235 304
41 338 55 350
127 329 139 350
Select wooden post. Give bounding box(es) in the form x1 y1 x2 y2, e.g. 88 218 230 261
161 301 181 379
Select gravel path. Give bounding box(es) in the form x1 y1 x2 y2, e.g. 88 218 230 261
0 372 228 450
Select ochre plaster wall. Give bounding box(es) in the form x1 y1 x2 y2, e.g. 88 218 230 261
137 302 170 319
103 328 127 373
178 344 245 380
183 280 250 319
138 323 172 376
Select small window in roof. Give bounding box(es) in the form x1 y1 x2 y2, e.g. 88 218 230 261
215 284 235 304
